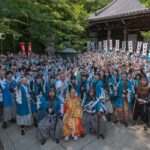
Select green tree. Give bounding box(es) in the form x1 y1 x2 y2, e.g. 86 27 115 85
140 0 150 40
0 0 112 53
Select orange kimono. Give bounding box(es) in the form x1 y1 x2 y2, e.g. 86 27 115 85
63 96 83 136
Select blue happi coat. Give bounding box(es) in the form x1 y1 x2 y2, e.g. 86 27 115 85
78 79 89 98
108 77 122 107
31 82 43 113
44 82 56 99
38 97 62 121
15 85 30 116
0 79 17 107
120 79 134 109
90 79 104 98
108 77 134 108
82 96 105 113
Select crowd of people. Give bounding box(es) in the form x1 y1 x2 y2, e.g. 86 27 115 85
0 50 150 145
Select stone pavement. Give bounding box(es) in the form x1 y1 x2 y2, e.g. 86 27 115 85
0 121 150 150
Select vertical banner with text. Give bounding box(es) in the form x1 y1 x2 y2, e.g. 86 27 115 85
137 41 142 54
28 42 32 55
143 43 148 56
115 40 120 51
87 41 91 51
128 41 133 53
122 41 126 52
20 42 25 54
109 40 113 50
103 40 108 51
98 41 102 51
91 42 95 51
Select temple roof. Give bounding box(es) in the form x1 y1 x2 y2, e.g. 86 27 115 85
88 0 150 22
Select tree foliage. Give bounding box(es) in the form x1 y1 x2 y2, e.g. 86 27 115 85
140 0 150 40
0 0 112 53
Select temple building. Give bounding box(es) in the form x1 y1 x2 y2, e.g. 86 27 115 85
87 0 150 50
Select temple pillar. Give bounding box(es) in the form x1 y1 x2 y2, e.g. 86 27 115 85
123 26 127 41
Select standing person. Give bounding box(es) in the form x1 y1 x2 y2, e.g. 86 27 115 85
81 88 107 139
108 69 122 124
68 75 79 96
133 73 150 130
0 71 17 129
92 72 105 99
30 75 43 127
63 88 83 141
120 71 134 127
15 78 33 135
38 88 63 145
102 70 113 121
56 74 68 102
79 74 89 100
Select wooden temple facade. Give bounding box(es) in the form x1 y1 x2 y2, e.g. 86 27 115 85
87 0 150 50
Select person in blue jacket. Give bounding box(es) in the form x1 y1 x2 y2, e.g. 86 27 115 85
0 71 17 129
91 72 104 99
120 71 134 127
78 74 89 100
81 88 107 139
108 69 123 123
15 78 33 135
43 76 56 99
37 88 63 145
30 75 44 127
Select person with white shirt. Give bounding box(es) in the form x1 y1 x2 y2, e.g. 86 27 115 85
15 78 33 135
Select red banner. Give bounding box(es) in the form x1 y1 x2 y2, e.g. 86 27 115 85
20 42 25 54
28 42 32 55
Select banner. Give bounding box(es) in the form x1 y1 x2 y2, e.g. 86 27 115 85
91 42 95 51
20 42 25 54
128 41 133 53
137 41 142 54
28 42 32 55
109 40 112 50
103 40 107 51
122 41 126 52
115 40 119 51
87 41 91 50
98 41 102 51
143 43 148 56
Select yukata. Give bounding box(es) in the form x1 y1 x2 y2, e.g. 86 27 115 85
15 84 33 126
0 79 17 122
63 96 83 137
81 95 107 136
38 97 63 141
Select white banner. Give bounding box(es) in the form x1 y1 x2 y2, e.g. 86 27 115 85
109 40 112 50
128 41 133 53
87 41 91 50
143 43 148 56
103 40 108 51
98 41 102 51
122 41 126 52
115 40 120 51
137 41 142 54
91 42 95 51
